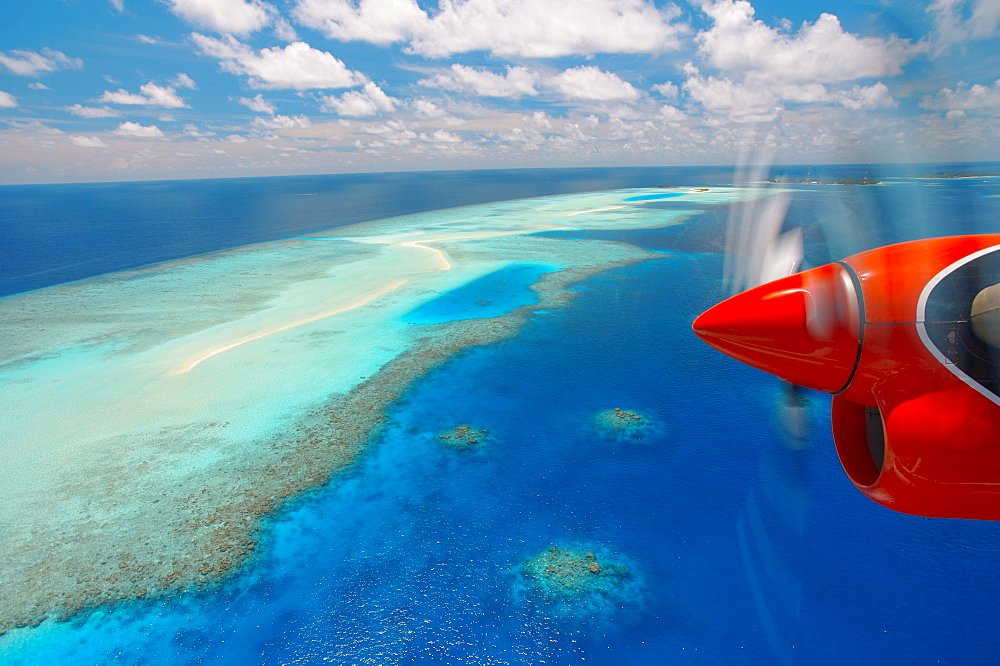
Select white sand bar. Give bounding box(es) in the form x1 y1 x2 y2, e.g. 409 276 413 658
0 186 766 634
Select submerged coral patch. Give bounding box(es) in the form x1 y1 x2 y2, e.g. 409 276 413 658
437 425 490 451
517 545 642 619
592 407 653 441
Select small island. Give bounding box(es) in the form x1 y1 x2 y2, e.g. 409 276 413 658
770 176 881 185
918 171 1000 179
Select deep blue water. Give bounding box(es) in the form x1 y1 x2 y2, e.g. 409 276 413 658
404 263 559 323
622 192 688 202
0 167 733 297
6 162 998 297
4 165 1000 664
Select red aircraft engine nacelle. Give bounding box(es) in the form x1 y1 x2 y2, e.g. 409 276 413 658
694 235 1000 520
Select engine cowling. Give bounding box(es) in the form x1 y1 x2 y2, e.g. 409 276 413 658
694 235 1000 519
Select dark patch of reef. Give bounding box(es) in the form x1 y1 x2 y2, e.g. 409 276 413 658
438 425 490 451
592 407 653 441
517 545 642 619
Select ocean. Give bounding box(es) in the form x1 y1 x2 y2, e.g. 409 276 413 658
2 165 1000 664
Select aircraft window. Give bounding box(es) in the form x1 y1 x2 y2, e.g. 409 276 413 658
923 249 1000 397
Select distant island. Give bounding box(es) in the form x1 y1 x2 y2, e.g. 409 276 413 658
769 177 881 185
917 172 1000 179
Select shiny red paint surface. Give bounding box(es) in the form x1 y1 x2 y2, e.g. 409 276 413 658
694 234 1000 520
692 262 861 393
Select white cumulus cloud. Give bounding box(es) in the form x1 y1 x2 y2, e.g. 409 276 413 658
193 34 365 90
653 81 680 99
682 70 782 122
167 0 274 35
660 105 687 122
294 0 686 58
0 48 83 76
839 82 897 110
251 114 312 129
322 82 398 116
238 93 277 114
0 90 17 108
680 2 918 122
294 0 428 46
98 82 189 108
548 66 640 102
697 1 915 84
70 135 109 148
430 129 462 143
419 64 538 98
920 79 1000 116
410 98 450 119
113 121 164 137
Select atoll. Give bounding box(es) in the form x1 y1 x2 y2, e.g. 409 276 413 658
438 424 490 451
592 407 653 441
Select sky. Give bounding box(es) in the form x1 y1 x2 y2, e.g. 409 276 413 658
0 0 998 184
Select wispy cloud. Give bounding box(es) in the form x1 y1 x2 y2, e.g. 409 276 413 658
173 73 198 90
238 93 277 114
70 135 109 147
113 121 165 137
66 104 121 118
166 0 275 36
98 82 190 108
927 0 1000 49
321 82 398 117
921 79 1000 117
0 48 82 76
419 65 539 98
251 114 312 129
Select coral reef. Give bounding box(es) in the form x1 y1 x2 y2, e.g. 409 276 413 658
592 407 652 441
0 237 654 635
437 425 490 451
521 546 631 602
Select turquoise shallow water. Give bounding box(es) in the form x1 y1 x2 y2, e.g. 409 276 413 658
4 166 1000 664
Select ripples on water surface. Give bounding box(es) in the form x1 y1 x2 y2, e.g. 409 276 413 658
2 166 1000 664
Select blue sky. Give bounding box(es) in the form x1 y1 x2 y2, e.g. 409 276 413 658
1 0 998 183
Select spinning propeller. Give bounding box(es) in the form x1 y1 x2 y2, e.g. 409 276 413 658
693 161 1000 520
